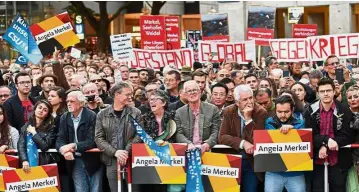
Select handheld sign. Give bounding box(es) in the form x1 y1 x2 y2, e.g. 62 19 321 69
253 129 313 172
110 33 134 62
0 154 19 191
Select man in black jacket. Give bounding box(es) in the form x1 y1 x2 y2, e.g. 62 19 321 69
56 90 103 192
33 74 57 102
3 72 35 131
168 81 187 111
304 78 354 192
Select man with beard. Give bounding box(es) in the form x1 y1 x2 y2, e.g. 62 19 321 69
264 95 306 191
289 62 303 82
139 69 149 86
4 72 35 131
255 88 275 117
34 74 58 102
219 78 235 107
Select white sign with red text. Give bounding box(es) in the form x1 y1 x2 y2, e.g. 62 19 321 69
269 38 309 62
127 48 194 69
197 40 256 64
307 33 359 61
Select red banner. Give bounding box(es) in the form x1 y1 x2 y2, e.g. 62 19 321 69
165 16 180 50
292 24 318 38
202 35 230 42
246 28 274 46
140 15 167 50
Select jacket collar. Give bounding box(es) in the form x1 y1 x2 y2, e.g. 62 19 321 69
108 105 129 119
310 100 339 117
67 107 88 127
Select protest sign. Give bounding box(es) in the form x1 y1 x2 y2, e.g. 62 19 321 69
246 28 274 46
0 154 18 191
288 7 304 24
70 47 81 59
129 48 194 69
186 148 203 192
248 6 276 29
253 129 313 172
140 15 167 50
269 38 309 62
132 143 186 184
165 16 181 50
307 33 359 61
186 30 202 61
201 152 241 192
15 54 29 65
197 40 256 63
2 163 60 192
201 14 229 42
3 14 43 64
110 33 134 62
292 24 317 38
30 12 80 56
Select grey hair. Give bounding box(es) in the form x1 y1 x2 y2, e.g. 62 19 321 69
309 69 323 79
109 81 132 98
152 89 168 103
82 83 97 93
67 91 87 107
183 80 200 91
234 84 253 101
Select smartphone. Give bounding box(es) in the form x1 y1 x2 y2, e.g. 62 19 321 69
335 68 345 84
283 70 290 78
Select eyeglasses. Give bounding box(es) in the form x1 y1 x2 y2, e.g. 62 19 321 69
0 94 10 98
17 81 31 85
186 89 199 94
326 62 339 66
90 79 102 83
149 97 163 103
318 89 333 94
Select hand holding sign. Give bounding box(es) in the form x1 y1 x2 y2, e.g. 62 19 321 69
243 141 254 154
280 125 293 134
22 161 30 174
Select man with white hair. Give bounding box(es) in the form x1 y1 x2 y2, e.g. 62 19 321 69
269 68 283 88
56 90 103 192
69 74 87 90
219 84 267 192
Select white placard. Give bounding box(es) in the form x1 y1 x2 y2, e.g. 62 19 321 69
110 33 134 62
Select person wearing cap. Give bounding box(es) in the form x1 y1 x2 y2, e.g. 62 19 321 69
181 66 192 81
34 74 58 102
89 74 113 105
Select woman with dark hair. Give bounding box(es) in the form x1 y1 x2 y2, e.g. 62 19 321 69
279 89 305 121
133 86 146 107
48 86 67 118
0 105 19 152
290 82 308 108
18 100 58 173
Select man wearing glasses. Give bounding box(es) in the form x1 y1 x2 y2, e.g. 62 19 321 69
138 82 160 114
0 86 12 105
89 74 113 105
175 80 221 153
3 72 35 131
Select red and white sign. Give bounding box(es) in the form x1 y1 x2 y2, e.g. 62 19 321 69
307 33 359 61
128 48 193 69
269 38 309 62
292 24 318 38
165 16 181 50
140 15 167 50
197 40 256 63
246 28 274 46
202 35 230 42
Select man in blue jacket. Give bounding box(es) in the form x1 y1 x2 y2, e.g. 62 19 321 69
264 95 306 192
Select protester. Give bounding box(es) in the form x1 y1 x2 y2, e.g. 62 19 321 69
255 88 275 117
95 82 141 192
219 84 267 192
0 86 12 105
265 56 279 73
56 91 103 192
304 78 353 192
245 73 259 91
129 69 140 89
259 78 278 99
82 83 107 114
219 78 235 107
18 100 58 173
264 95 306 192
164 70 181 103
210 83 228 118
290 82 308 108
231 70 244 85
138 82 160 114
192 70 210 102
139 68 149 86
34 74 58 102
0 105 19 152
216 69 231 82
168 81 187 111
89 74 113 105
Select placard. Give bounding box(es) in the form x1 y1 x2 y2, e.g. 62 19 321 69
248 6 276 29
30 12 80 56
288 7 304 24
292 24 317 38
129 48 194 69
253 129 313 172
2 163 60 192
132 143 186 184
0 154 19 191
110 33 134 62
269 38 309 62
197 40 256 63
201 14 229 42
165 16 181 50
307 33 359 61
186 30 202 61
246 28 274 46
70 47 81 59
201 152 241 192
140 15 166 50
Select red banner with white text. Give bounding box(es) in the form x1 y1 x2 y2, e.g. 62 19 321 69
140 15 167 50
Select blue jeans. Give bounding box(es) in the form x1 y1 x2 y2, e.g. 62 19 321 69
73 157 103 192
241 157 258 192
265 172 306 192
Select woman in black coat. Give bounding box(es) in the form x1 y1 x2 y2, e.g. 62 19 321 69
18 100 57 173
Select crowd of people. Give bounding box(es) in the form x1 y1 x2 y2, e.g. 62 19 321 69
0 50 358 192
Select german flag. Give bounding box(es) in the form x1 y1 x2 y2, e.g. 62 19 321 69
2 163 60 192
0 154 18 191
30 12 79 56
131 143 186 184
254 129 313 172
202 152 241 192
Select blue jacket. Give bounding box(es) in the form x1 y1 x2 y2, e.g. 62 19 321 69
264 115 305 177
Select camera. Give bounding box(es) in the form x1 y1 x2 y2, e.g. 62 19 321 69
86 95 95 102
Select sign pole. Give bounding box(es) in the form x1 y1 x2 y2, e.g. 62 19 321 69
257 45 261 65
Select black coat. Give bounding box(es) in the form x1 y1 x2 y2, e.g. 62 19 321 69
3 95 35 131
18 122 59 165
304 100 354 170
142 109 176 143
56 107 101 176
